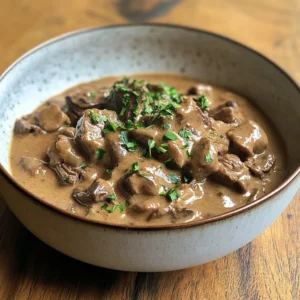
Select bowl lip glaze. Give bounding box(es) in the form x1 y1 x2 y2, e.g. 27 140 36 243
0 23 299 231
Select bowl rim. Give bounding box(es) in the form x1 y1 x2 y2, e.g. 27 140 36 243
0 23 299 231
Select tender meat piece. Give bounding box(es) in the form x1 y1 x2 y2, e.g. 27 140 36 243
227 120 268 157
165 141 185 168
106 80 147 121
208 131 230 155
58 126 76 138
75 109 119 160
176 96 210 130
65 88 109 124
210 118 237 136
53 163 82 185
212 154 251 193
124 173 159 196
47 135 85 184
210 101 238 114
245 151 276 178
104 132 127 167
48 135 84 168
191 138 219 181
36 104 70 132
14 118 44 135
72 178 114 206
211 107 236 123
19 157 47 176
129 128 157 147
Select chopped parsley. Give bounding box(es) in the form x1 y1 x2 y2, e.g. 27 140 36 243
178 126 192 144
89 110 100 124
160 186 180 201
96 148 105 160
162 124 171 130
125 162 139 177
101 202 123 213
105 194 116 200
120 131 138 152
89 92 96 98
205 153 213 163
163 131 178 141
220 135 225 139
125 200 130 207
156 144 168 153
168 174 179 184
145 139 155 158
186 150 191 158
105 168 113 174
81 164 87 170
194 95 209 112
102 122 119 134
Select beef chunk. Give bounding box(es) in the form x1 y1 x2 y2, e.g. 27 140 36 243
124 173 159 196
75 109 119 160
176 96 210 130
72 178 114 206
48 135 84 168
19 157 47 176
211 107 236 123
105 79 147 121
129 128 157 147
65 88 109 124
166 141 185 168
14 118 44 135
191 137 219 181
245 151 276 178
104 132 127 167
227 120 268 157
36 104 70 132
208 131 230 155
47 135 85 184
58 126 76 138
212 154 251 193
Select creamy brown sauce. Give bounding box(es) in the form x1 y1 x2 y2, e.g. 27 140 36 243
9 74 287 226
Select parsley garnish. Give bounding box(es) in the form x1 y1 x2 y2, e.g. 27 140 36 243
178 126 192 144
168 174 179 184
96 148 105 160
89 92 96 98
102 122 119 134
163 131 178 141
120 131 138 152
186 150 191 158
89 110 100 124
81 164 87 170
125 200 130 207
205 154 213 163
125 162 139 177
194 95 209 111
101 202 123 213
106 168 113 174
145 139 156 158
106 194 116 200
160 187 180 201
162 124 171 130
220 135 225 139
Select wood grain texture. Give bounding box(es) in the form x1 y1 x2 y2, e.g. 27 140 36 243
0 0 299 299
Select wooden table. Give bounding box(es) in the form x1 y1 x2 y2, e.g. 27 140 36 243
0 1 299 299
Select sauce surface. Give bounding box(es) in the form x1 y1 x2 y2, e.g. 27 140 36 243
9 74 287 226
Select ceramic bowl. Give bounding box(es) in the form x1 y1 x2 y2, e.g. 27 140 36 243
0 24 299 272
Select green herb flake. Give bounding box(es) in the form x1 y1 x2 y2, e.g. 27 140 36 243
96 148 105 160
89 92 96 98
160 187 180 202
118 202 124 213
105 168 113 174
220 135 225 139
178 126 192 143
125 200 130 207
99 115 108 122
81 164 88 170
120 131 138 152
146 139 156 158
205 153 213 163
156 145 167 153
186 150 191 159
163 131 178 141
194 95 209 112
107 204 117 213
162 124 171 130
168 174 179 184
106 194 116 200
89 110 99 124
126 162 139 177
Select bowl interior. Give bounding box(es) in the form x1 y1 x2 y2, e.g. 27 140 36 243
0 25 299 177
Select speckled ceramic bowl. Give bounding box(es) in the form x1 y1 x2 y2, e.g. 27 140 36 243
0 24 299 272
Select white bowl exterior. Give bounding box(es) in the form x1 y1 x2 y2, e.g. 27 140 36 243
0 25 299 271
1 171 299 272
